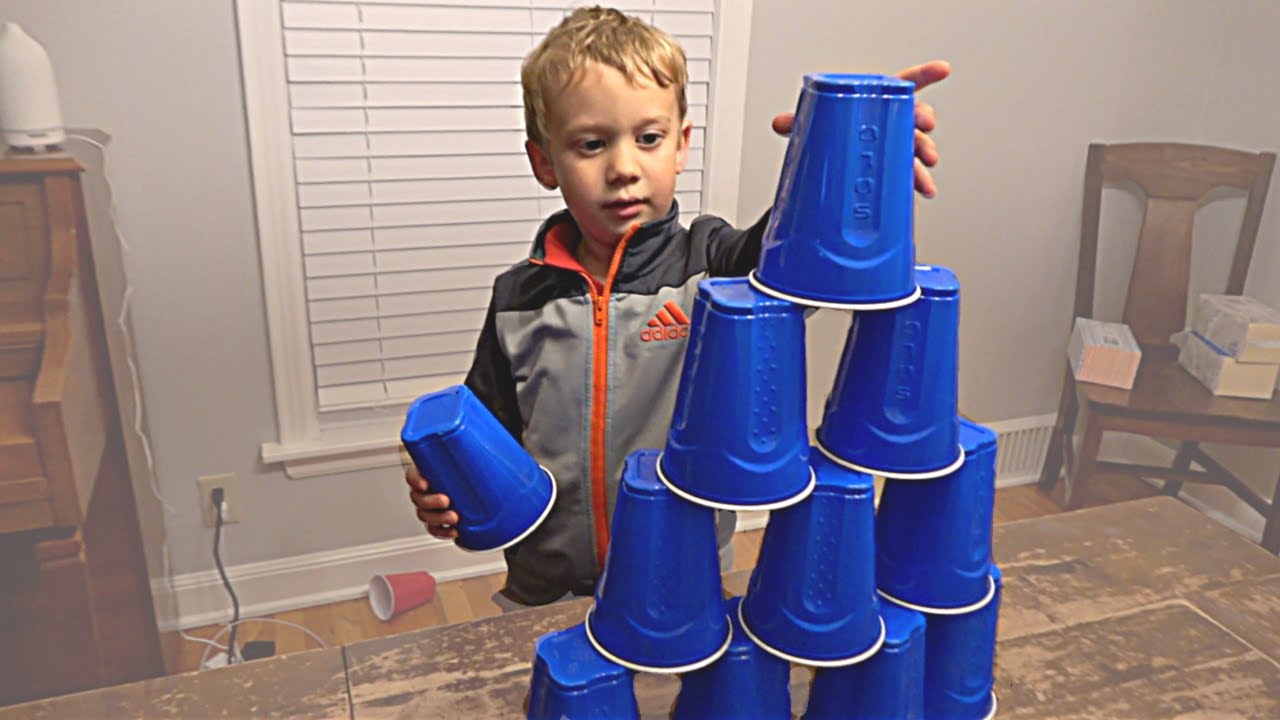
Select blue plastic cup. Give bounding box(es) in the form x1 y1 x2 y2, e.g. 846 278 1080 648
803 600 926 720
527 623 639 720
400 384 556 552
585 449 732 674
659 277 814 511
739 450 885 666
750 73 919 310
816 265 963 479
923 565 1002 720
672 596 792 720
876 418 997 610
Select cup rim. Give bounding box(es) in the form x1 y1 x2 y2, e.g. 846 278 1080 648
737 598 887 668
453 465 558 553
877 574 998 615
816 441 966 481
583 604 733 675
368 574 394 621
983 691 998 720
749 270 922 311
655 452 817 512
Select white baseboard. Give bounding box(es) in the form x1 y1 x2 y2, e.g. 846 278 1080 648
154 532 504 632
157 511 775 632
986 413 1057 488
996 474 1040 489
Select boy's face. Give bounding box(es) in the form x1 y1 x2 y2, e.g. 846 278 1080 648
526 62 692 259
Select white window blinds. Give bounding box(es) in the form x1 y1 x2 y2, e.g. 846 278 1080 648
278 0 716 411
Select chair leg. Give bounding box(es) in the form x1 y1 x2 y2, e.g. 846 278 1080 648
1162 441 1198 497
1064 412 1103 511
1262 469 1280 555
1038 369 1078 494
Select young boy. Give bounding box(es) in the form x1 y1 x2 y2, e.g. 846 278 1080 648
407 6 949 607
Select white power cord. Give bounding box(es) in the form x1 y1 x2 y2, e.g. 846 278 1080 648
63 133 326 666
198 617 331 669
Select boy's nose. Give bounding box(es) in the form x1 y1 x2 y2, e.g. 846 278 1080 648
607 147 641 184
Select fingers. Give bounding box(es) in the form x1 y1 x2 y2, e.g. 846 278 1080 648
417 507 457 526
405 466 461 538
895 60 951 92
915 128 938 167
771 112 794 136
411 485 451 510
914 158 937 199
424 521 459 540
915 101 936 134
404 465 428 492
912 98 939 199
415 501 459 536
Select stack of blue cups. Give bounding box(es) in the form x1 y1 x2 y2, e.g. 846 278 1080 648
874 418 1002 720
584 450 731 674
527 624 638 720
514 72 1002 719
739 450 885 668
804 601 926 720
659 276 815 511
671 597 793 719
751 74 920 310
816 264 965 481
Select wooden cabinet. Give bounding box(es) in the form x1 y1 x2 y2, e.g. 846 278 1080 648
0 155 163 705
1 157 110 533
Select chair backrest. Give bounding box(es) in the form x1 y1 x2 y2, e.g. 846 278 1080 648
1075 142 1276 347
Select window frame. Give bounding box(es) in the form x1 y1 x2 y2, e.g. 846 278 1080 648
237 0 755 478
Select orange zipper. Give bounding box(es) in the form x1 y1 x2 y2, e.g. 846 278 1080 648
528 224 639 572
584 225 638 570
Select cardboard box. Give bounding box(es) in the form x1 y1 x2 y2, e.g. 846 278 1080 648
1174 330 1279 399
1068 318 1142 389
1192 294 1280 364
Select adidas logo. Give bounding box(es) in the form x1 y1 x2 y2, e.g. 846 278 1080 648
640 300 691 342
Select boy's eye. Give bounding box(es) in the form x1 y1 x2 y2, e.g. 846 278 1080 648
638 132 663 146
579 139 605 152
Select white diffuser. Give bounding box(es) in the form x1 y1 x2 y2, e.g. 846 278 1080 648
0 21 65 150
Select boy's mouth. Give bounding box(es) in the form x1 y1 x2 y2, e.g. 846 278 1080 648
605 197 645 208
605 197 646 218
604 196 645 219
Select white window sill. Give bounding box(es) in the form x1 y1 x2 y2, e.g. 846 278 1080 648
262 425 407 479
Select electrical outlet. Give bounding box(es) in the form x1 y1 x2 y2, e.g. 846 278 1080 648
198 473 240 527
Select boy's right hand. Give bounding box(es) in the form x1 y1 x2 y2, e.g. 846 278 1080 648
405 465 460 539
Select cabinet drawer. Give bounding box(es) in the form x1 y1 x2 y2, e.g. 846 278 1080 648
0 476 53 534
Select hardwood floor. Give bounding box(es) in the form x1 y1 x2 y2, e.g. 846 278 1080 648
161 478 1159 675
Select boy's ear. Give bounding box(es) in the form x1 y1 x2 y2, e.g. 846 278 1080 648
525 139 559 190
675 118 693 174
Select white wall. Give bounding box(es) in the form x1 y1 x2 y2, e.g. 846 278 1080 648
3 0 1276 625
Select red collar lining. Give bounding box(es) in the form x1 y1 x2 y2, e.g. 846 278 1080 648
541 223 603 292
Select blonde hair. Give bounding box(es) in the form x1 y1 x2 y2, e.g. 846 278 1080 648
521 6 688 147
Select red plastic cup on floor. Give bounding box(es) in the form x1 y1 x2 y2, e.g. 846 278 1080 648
369 571 436 621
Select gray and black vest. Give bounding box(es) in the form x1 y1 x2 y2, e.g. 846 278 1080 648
464 201 769 604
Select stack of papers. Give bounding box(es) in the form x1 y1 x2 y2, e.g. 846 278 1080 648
1068 318 1142 390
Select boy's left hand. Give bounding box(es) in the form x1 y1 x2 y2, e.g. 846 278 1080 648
770 60 952 199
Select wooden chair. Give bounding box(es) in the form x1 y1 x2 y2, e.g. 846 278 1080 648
1038 141 1280 553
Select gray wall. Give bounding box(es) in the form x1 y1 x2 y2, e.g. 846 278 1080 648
3 0 1277 602
741 0 1280 423
741 0 1280 517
